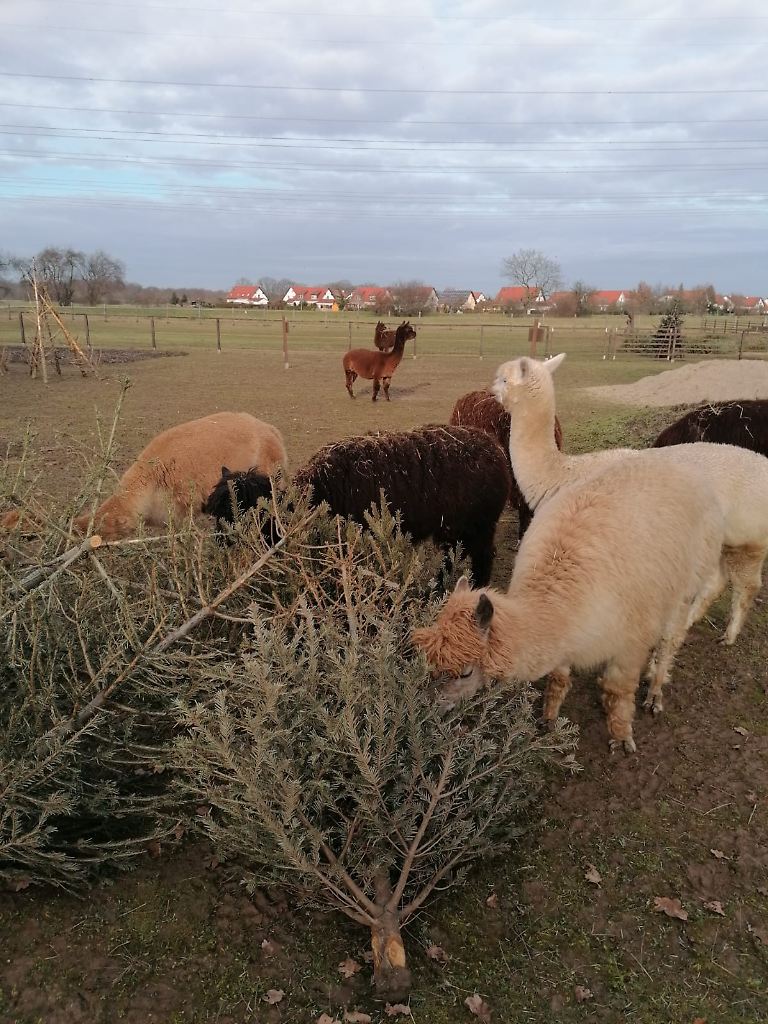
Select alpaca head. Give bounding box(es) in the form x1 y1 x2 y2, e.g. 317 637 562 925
412 575 495 707
396 321 417 344
73 500 134 541
491 352 566 413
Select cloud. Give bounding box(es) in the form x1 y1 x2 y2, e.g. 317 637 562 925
0 0 766 291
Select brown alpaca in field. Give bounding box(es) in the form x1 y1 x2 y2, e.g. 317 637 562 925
343 321 416 401
374 321 396 352
72 411 287 541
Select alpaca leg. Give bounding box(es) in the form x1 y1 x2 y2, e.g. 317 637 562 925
463 527 496 587
644 602 691 716
721 546 766 645
600 659 643 754
345 369 357 398
372 378 381 402
516 500 534 540
686 556 728 629
542 666 572 728
382 377 391 401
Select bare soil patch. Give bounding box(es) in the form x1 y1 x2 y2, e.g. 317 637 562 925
586 358 768 407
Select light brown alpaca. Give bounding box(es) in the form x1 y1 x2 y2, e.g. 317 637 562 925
73 412 287 541
413 456 725 754
343 321 416 401
373 321 396 352
492 352 768 645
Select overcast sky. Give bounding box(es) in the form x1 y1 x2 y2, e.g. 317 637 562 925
0 0 766 293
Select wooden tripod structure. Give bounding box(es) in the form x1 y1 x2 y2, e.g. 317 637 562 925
27 273 96 380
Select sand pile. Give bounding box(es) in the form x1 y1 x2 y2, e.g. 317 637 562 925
587 359 768 407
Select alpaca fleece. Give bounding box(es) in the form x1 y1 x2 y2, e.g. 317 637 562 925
654 399 768 457
204 425 511 587
74 411 287 541
450 389 563 537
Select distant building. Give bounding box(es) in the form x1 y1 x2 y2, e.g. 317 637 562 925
226 284 268 306
592 290 627 311
345 286 393 310
438 290 487 312
282 285 337 310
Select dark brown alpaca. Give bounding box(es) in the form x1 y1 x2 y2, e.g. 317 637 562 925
343 321 416 401
374 321 395 352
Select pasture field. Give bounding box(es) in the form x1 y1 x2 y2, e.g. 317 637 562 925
1 346 767 1024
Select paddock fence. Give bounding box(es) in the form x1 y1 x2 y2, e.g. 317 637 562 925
1 305 767 369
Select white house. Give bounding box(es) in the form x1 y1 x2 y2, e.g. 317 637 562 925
226 285 269 306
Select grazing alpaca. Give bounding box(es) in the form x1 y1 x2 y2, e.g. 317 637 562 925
413 455 725 754
374 321 396 352
450 389 564 538
492 353 768 646
74 412 287 541
654 399 768 457
203 425 511 587
343 321 416 401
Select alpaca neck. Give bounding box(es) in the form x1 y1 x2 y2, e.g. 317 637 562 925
508 393 566 509
482 587 563 682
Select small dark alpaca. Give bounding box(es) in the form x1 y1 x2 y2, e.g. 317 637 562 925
373 321 396 352
343 320 416 401
450 390 564 540
203 425 511 587
653 400 768 457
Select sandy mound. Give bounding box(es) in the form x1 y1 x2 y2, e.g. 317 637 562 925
586 359 768 407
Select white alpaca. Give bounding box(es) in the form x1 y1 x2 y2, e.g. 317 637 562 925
413 456 725 753
492 353 768 649
73 412 287 541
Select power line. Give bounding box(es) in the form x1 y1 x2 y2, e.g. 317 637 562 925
2 101 766 130
1 71 766 95
5 148 768 177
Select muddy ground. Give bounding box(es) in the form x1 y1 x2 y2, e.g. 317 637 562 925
1 350 766 1023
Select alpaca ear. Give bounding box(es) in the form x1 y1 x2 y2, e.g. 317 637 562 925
221 465 230 478
508 358 529 385
545 352 567 373
474 593 494 631
454 575 471 593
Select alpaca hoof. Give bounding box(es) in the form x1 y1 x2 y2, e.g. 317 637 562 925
538 716 557 733
609 737 637 756
718 632 736 646
643 695 663 715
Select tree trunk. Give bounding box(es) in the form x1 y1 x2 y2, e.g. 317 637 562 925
370 911 412 1003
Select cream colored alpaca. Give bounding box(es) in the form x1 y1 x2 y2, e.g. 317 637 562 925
73 412 287 541
492 353 768 648
413 457 725 754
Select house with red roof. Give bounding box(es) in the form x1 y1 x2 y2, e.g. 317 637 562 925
592 290 627 311
438 289 487 312
282 285 337 310
494 286 545 311
226 284 268 306
345 285 393 311
723 294 766 312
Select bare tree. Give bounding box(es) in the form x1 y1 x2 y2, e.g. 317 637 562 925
81 250 125 305
501 249 562 299
389 280 435 316
13 247 85 306
570 280 597 316
260 277 294 308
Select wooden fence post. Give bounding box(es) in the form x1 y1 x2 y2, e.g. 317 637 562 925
282 316 289 369
83 313 91 353
528 319 539 357
19 311 26 347
348 321 353 351
216 318 222 352
479 324 484 359
150 317 156 350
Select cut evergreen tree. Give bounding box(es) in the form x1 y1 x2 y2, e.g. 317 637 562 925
652 300 684 358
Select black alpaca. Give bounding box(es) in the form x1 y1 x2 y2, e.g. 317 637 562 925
653 400 768 457
203 426 511 587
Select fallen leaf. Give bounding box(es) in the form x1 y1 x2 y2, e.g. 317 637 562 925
653 896 688 921
261 938 279 955
464 993 492 1022
704 900 725 916
710 849 728 860
426 944 449 962
338 958 362 979
746 791 758 803
574 986 593 1003
361 949 375 963
146 840 162 859
749 924 768 946
263 989 284 1004
172 822 185 841
757 886 768 897
584 864 602 886
317 1015 341 1024
485 893 499 909
733 726 749 737
692 1018 707 1024
344 1013 372 1023
385 1005 411 1017
11 877 31 892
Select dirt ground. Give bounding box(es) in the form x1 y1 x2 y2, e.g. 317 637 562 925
587 358 768 407
1 349 767 1023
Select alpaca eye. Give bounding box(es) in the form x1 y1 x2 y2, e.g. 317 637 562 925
459 666 474 679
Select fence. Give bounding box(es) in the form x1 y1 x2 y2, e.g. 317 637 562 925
2 307 767 367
